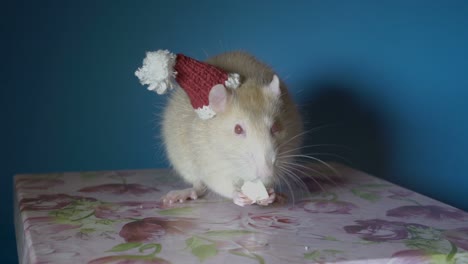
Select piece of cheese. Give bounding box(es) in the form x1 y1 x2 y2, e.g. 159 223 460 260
241 180 269 201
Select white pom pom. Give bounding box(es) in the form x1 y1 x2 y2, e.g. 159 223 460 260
225 73 240 89
135 50 178 94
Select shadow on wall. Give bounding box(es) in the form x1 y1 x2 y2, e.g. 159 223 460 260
297 76 390 178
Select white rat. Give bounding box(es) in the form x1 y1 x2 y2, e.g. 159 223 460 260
160 51 303 206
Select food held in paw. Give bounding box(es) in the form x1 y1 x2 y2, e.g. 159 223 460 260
241 180 269 202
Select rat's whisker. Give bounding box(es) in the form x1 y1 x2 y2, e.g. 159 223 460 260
276 165 309 194
278 144 353 156
275 167 297 205
277 123 340 150
279 162 326 192
278 154 341 178
304 153 353 166
279 160 337 187
280 152 352 167
279 160 329 180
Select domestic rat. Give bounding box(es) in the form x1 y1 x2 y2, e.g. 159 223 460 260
161 51 303 206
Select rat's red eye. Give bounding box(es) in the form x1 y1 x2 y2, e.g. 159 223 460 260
271 121 282 135
234 124 244 135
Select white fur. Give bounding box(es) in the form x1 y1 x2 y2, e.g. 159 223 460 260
163 89 282 199
161 52 303 204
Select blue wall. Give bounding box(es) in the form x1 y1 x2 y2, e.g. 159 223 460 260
3 1 468 262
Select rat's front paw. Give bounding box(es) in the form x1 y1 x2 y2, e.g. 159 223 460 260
162 188 198 204
256 188 276 206
233 191 255 207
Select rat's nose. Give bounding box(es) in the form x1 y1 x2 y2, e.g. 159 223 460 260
271 154 276 165
257 166 274 179
253 142 276 179
256 155 275 179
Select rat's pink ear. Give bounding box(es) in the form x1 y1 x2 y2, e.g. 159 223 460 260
265 75 281 97
209 84 228 113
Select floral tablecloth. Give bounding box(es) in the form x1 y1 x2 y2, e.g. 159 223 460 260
14 164 468 264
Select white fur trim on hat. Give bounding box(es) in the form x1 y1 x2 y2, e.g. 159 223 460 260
225 73 240 89
194 105 216 120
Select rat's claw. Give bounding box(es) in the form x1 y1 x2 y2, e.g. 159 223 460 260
162 188 198 205
257 188 276 206
233 191 255 207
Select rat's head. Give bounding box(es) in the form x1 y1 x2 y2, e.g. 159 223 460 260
206 75 301 186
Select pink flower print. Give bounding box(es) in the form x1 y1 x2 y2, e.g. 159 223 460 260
443 227 468 250
33 242 81 262
16 178 64 190
245 212 300 231
120 219 165 242
20 194 97 211
343 219 430 242
297 200 358 214
25 216 81 235
386 205 466 221
95 201 162 220
79 184 159 195
119 217 196 242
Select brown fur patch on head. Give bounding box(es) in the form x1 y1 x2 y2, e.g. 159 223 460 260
229 79 282 125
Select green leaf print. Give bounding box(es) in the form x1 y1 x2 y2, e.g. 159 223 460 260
405 238 452 256
351 188 379 202
407 226 442 240
108 242 142 252
191 244 218 262
50 208 95 222
204 230 255 237
304 250 321 260
323 249 343 255
186 236 207 249
446 241 458 262
95 219 114 225
158 206 193 216
79 228 95 234
304 249 345 262
80 172 98 180
359 183 391 188
186 236 219 262
139 243 162 255
349 183 390 202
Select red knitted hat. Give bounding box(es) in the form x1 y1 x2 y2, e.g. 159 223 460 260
135 50 240 119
